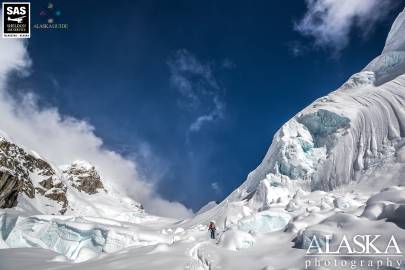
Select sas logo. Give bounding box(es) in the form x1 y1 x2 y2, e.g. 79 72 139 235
2 2 30 38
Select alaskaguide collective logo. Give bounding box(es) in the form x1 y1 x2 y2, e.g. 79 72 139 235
304 234 403 269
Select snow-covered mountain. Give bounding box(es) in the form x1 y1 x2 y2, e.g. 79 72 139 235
0 135 144 220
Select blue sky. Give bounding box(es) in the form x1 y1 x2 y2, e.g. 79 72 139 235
8 0 405 211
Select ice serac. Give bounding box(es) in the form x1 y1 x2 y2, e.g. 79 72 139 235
190 8 405 226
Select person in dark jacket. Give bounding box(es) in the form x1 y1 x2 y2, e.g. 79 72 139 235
208 221 216 239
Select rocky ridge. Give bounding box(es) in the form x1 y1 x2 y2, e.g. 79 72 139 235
0 137 110 214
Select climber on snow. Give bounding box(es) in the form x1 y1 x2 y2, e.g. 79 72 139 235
208 220 216 239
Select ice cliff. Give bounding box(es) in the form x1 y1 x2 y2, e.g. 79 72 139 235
233 7 405 201
188 8 405 228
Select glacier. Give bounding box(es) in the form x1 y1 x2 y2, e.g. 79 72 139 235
0 209 175 262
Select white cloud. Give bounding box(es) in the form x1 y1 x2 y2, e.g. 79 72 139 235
0 30 192 219
189 96 224 132
190 114 215 132
221 58 236 69
210 182 221 194
295 0 396 51
288 41 309 57
168 49 225 132
0 38 31 83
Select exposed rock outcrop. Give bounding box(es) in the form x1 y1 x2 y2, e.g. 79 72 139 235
63 161 105 195
0 138 67 213
0 172 21 208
